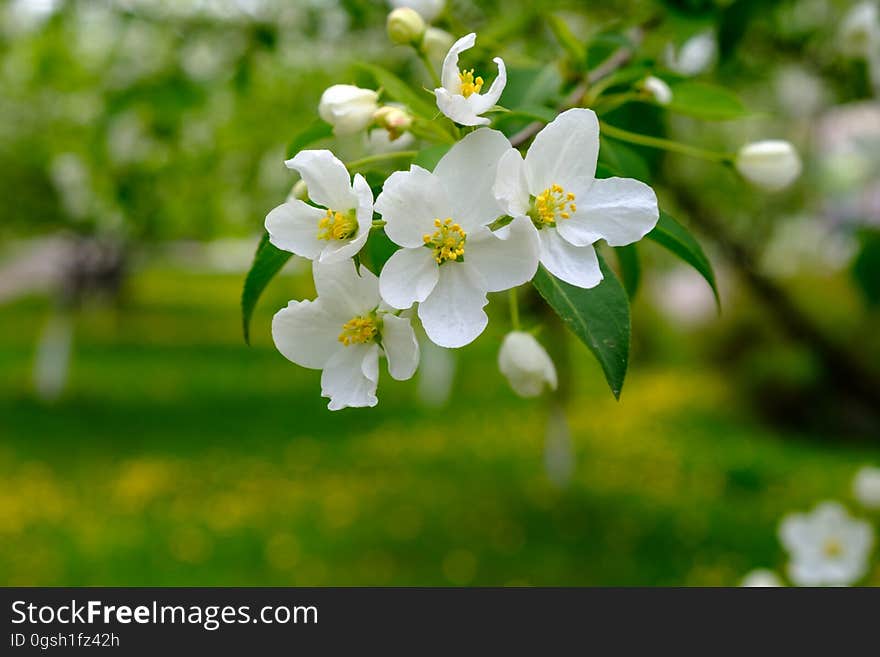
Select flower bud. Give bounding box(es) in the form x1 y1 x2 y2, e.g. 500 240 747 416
389 0 445 23
498 331 557 398
735 140 802 192
318 84 379 136
290 179 309 201
387 7 426 46
740 569 783 587
839 1 879 58
640 76 673 105
853 465 880 509
373 105 413 140
422 27 455 65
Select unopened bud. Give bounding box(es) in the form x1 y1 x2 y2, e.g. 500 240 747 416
290 179 309 201
498 331 557 398
389 0 445 23
640 76 673 105
318 85 379 136
387 7 426 46
735 140 802 192
373 105 413 140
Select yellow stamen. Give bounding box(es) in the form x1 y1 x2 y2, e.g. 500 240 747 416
317 208 358 241
823 539 843 558
423 218 466 264
338 315 379 346
459 69 484 98
528 184 578 228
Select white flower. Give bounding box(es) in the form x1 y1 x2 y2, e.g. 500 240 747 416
434 33 507 127
498 331 557 398
735 140 802 192
494 108 659 289
318 85 379 136
389 0 444 23
778 501 875 586
641 76 673 105
740 569 784 587
839 1 880 58
665 31 717 76
853 465 880 509
266 150 372 263
375 128 540 348
272 259 419 411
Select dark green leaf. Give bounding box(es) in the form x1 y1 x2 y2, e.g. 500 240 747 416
852 230 880 307
647 211 720 307
533 256 630 399
598 137 651 183
615 244 641 299
367 229 398 273
241 233 291 344
286 119 333 158
666 81 749 120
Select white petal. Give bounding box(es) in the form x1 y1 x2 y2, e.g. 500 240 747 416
321 343 379 410
434 128 510 230
470 57 507 112
272 299 342 370
285 150 356 211
557 177 659 247
378 247 439 309
539 229 603 289
440 32 475 93
265 200 324 259
382 314 420 381
375 165 450 248
317 172 374 263
466 218 539 292
434 88 489 126
494 148 530 217
418 263 488 348
525 108 599 195
313 259 380 317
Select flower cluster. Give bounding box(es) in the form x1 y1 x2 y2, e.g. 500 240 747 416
263 24 660 410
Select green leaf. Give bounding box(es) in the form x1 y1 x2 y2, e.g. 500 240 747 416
666 81 749 120
241 233 291 344
852 229 880 307
546 14 586 66
615 244 641 299
357 63 438 120
413 144 451 170
367 229 398 273
286 119 333 158
647 211 720 307
598 137 651 183
533 256 630 399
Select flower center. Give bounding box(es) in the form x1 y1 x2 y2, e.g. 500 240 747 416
823 538 843 558
423 218 466 264
528 184 577 229
458 69 484 98
318 209 358 241
338 314 379 346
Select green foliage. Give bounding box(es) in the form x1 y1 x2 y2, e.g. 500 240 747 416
533 258 630 399
647 212 720 307
852 230 880 307
666 81 750 120
286 120 334 159
358 63 438 120
615 244 642 300
241 233 291 345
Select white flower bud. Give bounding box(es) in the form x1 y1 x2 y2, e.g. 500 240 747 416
839 1 880 58
318 84 379 136
422 27 455 66
389 0 444 23
740 569 783 587
373 105 413 140
641 76 673 105
498 331 557 398
289 179 309 201
735 140 802 192
387 7 426 46
665 31 717 76
853 465 880 509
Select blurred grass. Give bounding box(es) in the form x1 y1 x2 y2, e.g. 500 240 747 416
1 265 878 586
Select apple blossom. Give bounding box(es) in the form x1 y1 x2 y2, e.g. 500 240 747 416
272 259 419 411
853 465 880 509
266 150 372 263
735 140 802 192
778 501 875 586
434 33 507 127
318 84 379 136
494 108 659 289
498 331 557 398
839 1 880 58
375 128 540 348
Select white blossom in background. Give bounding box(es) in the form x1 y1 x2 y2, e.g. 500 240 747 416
665 31 716 76
434 33 507 127
318 84 379 136
388 0 445 23
779 501 875 586
853 465 880 509
740 569 784 587
735 140 802 192
641 76 672 105
422 27 455 67
366 128 416 154
416 339 456 408
376 128 540 348
272 259 419 411
498 331 557 398
545 404 574 489
839 1 880 58
494 108 659 289
266 150 372 263
33 310 73 402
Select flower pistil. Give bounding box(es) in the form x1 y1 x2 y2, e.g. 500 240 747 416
318 208 358 241
458 69 484 98
338 314 380 346
423 218 466 264
528 184 576 229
